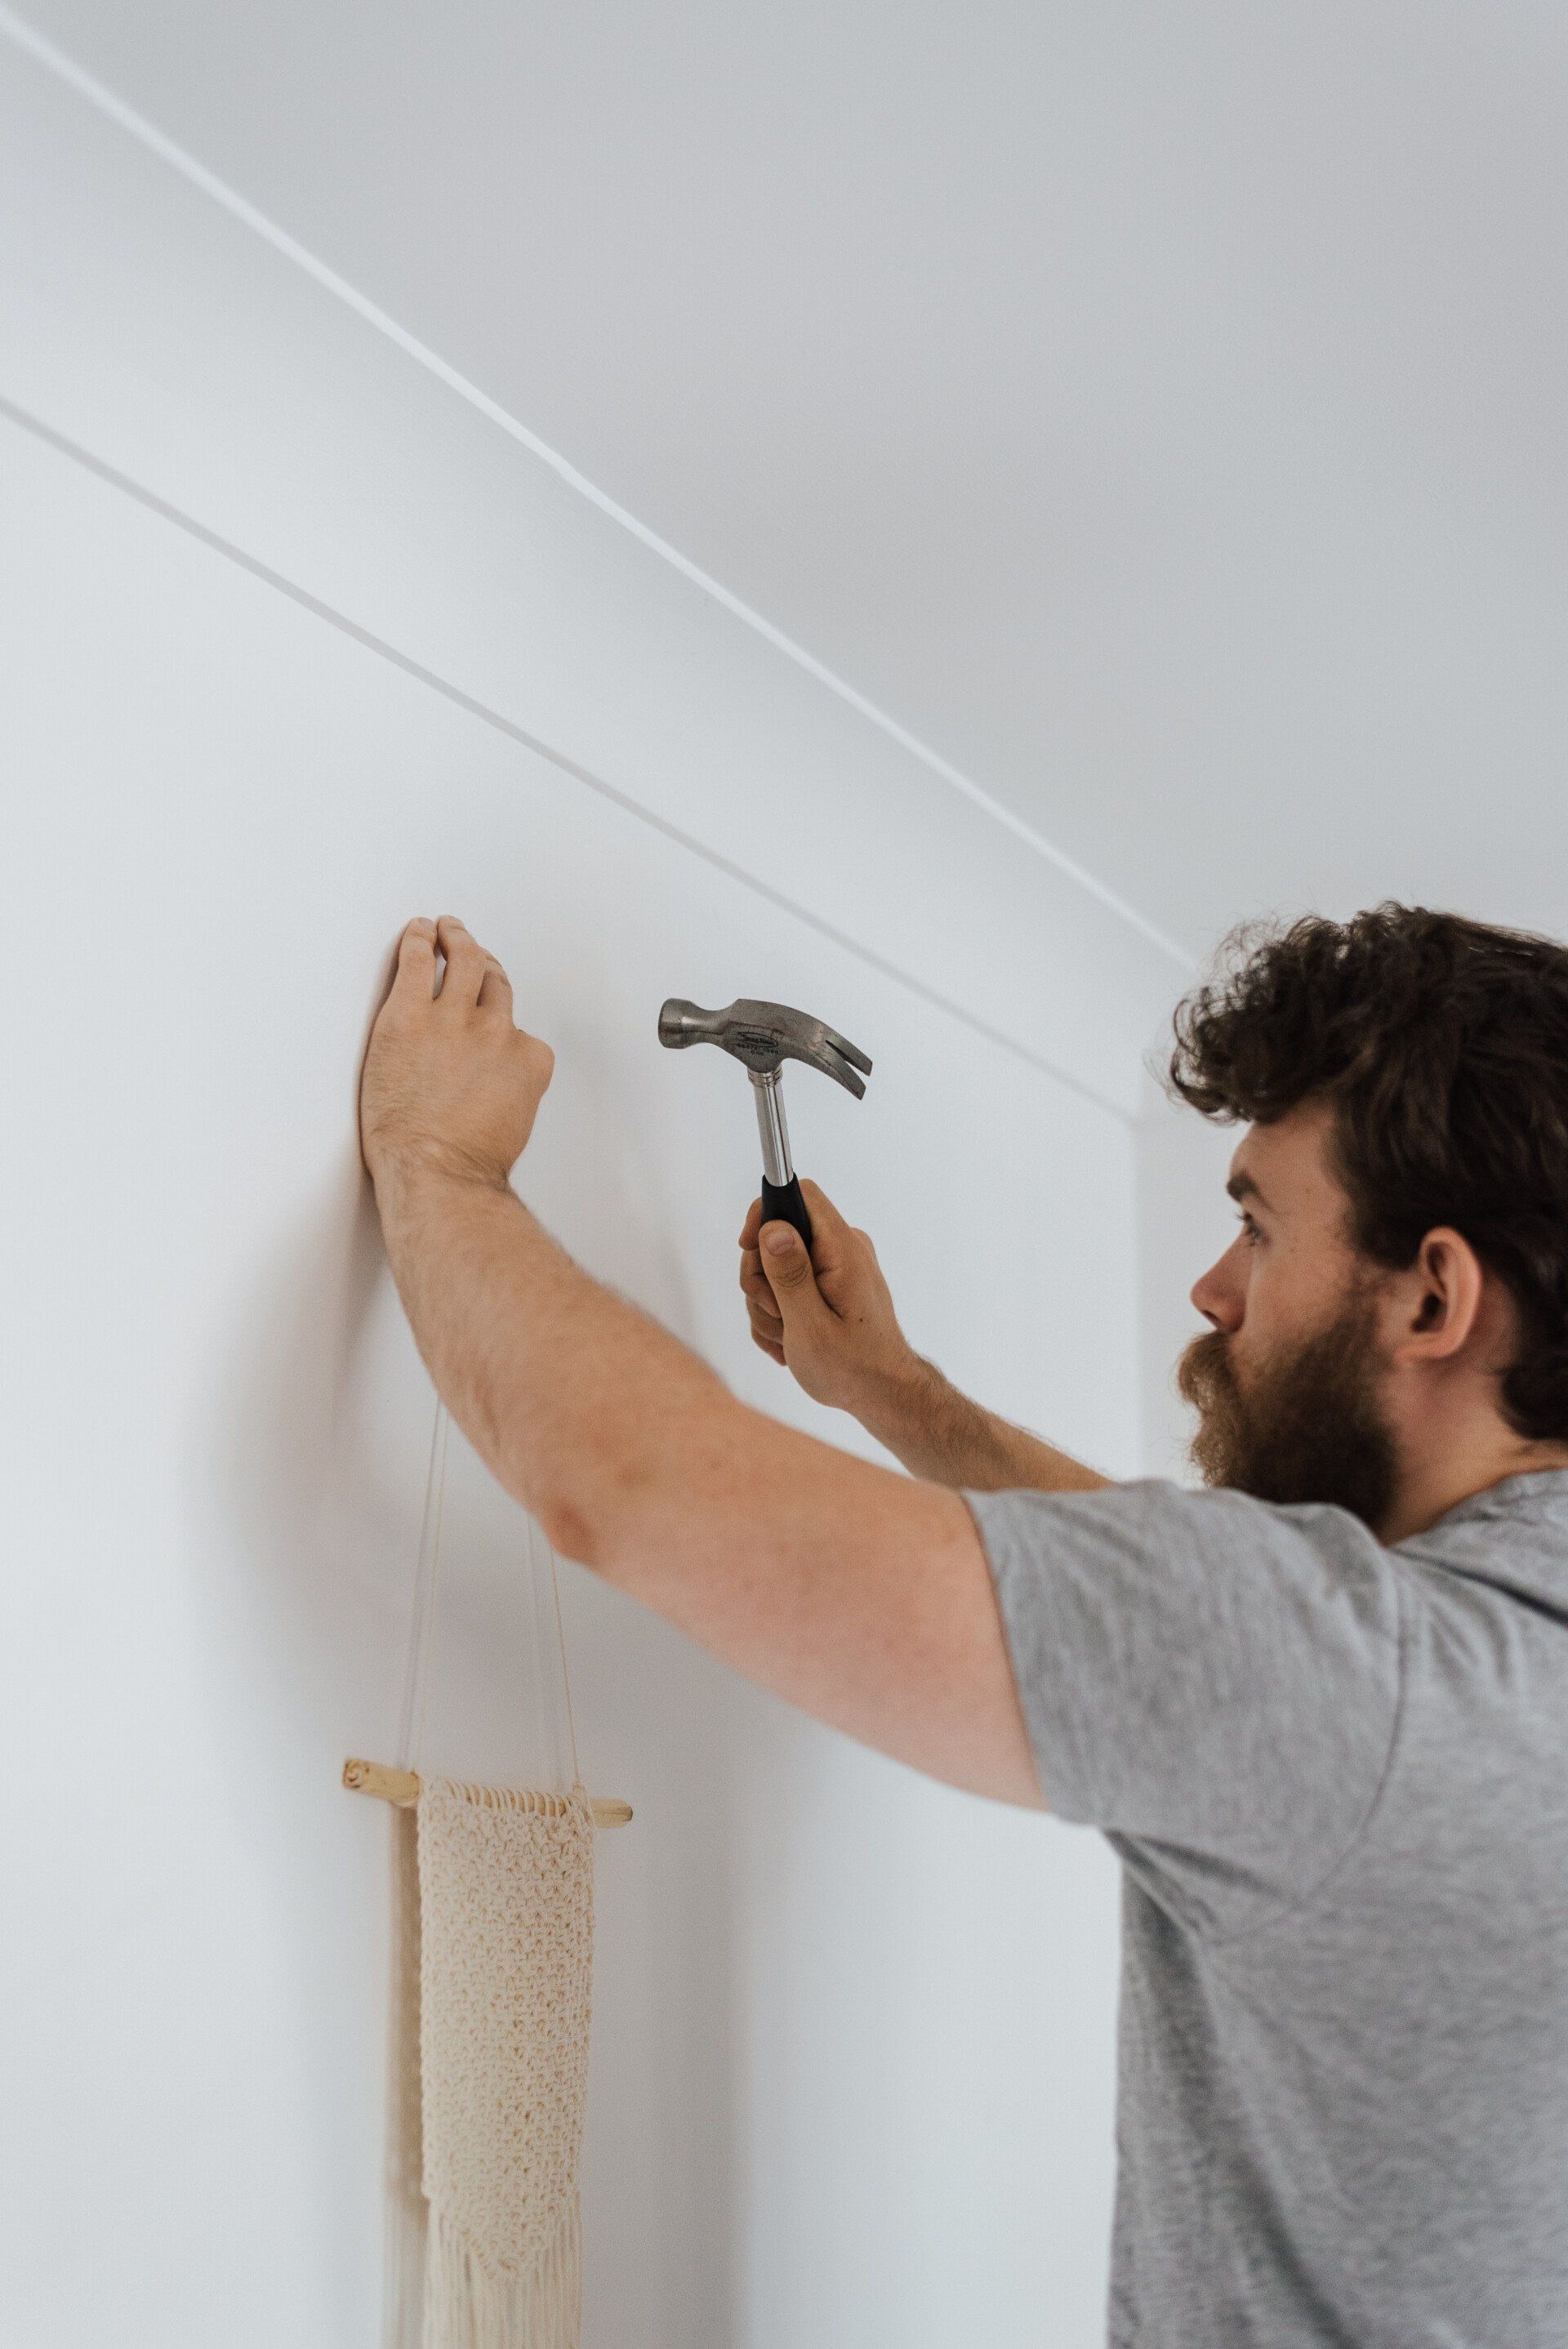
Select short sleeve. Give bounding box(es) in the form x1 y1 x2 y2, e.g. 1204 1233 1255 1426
969 1478 1405 1937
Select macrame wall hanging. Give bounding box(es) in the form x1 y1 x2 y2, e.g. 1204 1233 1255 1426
345 1401 631 2349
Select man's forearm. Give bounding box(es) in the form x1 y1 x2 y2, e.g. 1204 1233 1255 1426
373 1152 731 1565
854 1354 1112 1495
737 1180 1111 1496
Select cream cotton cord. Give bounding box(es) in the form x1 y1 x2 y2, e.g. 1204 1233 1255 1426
398 1398 597 2349
399 1403 582 1787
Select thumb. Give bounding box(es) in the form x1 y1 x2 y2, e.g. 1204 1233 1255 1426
760 1220 827 1321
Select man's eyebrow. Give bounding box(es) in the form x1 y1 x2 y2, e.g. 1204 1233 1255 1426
1226 1171 1269 1210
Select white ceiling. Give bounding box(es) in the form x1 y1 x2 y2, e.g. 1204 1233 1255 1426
24 0 1568 958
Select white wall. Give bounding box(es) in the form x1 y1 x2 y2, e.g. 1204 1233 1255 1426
2 28 1196 2348
1136 1072 1241 1483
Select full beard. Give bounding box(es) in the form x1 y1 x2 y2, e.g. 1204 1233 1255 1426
1176 1279 1399 1530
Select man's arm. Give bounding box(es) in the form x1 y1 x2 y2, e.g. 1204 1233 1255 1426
737 1187 1112 1495
360 917 1045 1808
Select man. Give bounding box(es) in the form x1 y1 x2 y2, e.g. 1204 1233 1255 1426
361 900 1568 2347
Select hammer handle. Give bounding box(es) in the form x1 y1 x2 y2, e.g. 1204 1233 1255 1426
760 1174 813 1247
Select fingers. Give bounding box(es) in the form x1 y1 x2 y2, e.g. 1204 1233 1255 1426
741 1241 784 1325
390 915 549 1087
740 1186 849 1342
741 1233 786 1357
749 1304 784 1353
478 954 513 1019
795 1179 855 1277
738 1201 775 1316
390 917 439 1003
744 1279 783 1336
796 1178 850 1241
739 1224 783 1299
430 916 525 1035
436 916 488 1009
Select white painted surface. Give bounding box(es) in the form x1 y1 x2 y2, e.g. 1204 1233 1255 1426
0 48 1198 2348
11 0 1568 956
0 25 1187 1117
1136 1073 1240 1484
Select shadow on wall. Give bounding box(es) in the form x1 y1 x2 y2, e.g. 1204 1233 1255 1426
186 1134 784 2345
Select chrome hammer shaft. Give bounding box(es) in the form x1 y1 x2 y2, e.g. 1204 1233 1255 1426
750 1067 795 1188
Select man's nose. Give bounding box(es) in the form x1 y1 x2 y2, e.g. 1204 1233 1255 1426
1191 1251 1245 1335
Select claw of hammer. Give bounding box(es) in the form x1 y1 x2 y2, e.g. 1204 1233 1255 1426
657 997 871 1097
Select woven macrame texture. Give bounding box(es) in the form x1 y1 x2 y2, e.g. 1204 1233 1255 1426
417 1779 596 2349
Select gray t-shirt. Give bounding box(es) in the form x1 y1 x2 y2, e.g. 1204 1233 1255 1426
969 1469 1568 2348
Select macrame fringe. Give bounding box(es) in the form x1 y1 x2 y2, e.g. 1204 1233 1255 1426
424 2197 582 2349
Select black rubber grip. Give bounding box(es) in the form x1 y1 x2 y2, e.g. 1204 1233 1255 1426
760 1174 813 1247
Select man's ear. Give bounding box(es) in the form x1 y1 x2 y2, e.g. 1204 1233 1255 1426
1390 1227 1486 1366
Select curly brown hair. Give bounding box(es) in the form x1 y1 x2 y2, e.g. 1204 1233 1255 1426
1166 903 1568 1445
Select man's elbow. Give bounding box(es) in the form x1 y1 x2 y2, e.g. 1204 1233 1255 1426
532 1478 613 1575
528 1382 750 1585
532 1457 662 1583
497 1399 654 1575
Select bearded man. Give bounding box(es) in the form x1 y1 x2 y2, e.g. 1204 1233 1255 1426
362 900 1568 2349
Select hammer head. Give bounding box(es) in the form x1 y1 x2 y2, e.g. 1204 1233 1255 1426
658 996 872 1098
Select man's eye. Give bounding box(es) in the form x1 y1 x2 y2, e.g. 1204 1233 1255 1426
1236 1213 1263 1246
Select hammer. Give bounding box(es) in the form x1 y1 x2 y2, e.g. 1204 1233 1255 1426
658 996 872 1246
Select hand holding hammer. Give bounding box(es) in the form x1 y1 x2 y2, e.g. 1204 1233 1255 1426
736 1178 920 1420
659 994 915 1414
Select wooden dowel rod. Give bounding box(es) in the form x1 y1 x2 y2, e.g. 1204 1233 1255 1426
343 1757 631 1829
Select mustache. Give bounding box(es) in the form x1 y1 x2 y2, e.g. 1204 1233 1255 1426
1178 1327 1235 1408
1176 1328 1245 1490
